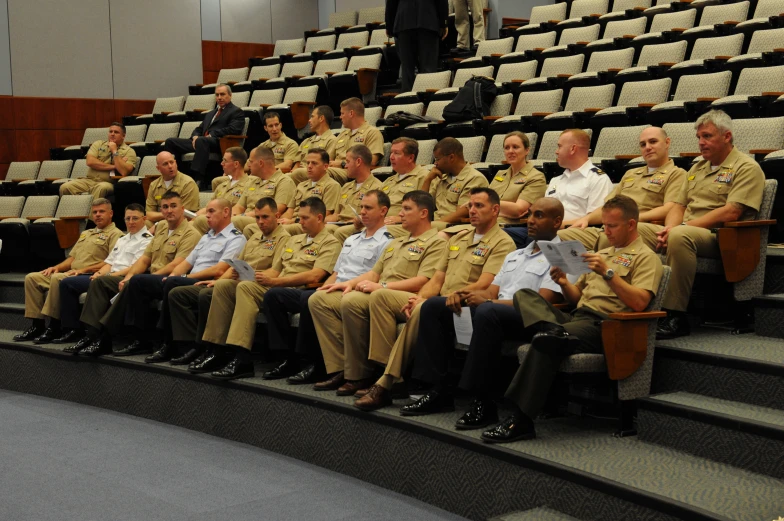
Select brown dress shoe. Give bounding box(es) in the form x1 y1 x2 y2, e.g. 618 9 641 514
354 385 392 411
356 382 409 399
336 378 374 396
313 371 346 391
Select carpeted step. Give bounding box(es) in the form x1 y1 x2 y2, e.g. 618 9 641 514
0 272 26 305
0 302 28 331
751 293 784 339
653 328 784 410
490 507 582 521
764 248 784 294
638 391 784 480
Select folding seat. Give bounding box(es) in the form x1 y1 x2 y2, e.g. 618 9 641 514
129 122 180 158
734 0 784 34
232 65 280 93
52 127 108 161
614 40 688 85
590 78 671 132
194 67 249 94
127 96 185 125
387 71 452 105
632 9 697 48
537 84 616 133
0 195 58 271
0 196 24 220
124 125 147 145
431 66 495 100
456 136 486 163
512 31 558 55
199 192 213 210
292 56 348 106
566 47 635 88
15 160 73 197
599 0 653 22
681 1 749 39
376 102 425 141
515 54 585 93
586 17 648 52
364 106 383 127
365 28 392 48
258 60 315 92
335 31 369 51
711 65 784 118
456 37 515 69
352 6 386 31
252 38 305 67
557 0 611 29
513 3 568 35
303 34 337 55
1 162 40 195
266 85 319 138
536 24 601 60
591 124 652 181
323 11 359 33
647 70 732 125
642 0 677 16
400 101 452 140
725 27 784 74
113 155 170 215
165 94 216 124
440 93 514 139
665 33 744 82
490 89 563 135
29 194 94 268
493 62 538 91
325 52 383 108
50 159 87 195
230 92 250 109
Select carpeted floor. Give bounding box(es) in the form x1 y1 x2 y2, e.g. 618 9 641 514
0 389 467 521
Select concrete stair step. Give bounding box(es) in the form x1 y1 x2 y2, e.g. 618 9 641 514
490 507 582 521
752 293 784 339
638 391 784 480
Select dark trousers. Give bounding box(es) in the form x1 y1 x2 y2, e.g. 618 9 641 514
396 29 440 93
80 275 123 332
99 274 166 338
262 288 322 370
505 289 605 417
503 227 532 250
458 303 533 395
164 136 219 178
156 277 200 340
58 275 92 330
167 285 214 344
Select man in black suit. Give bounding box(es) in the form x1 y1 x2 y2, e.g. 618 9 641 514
164 84 245 187
386 0 449 93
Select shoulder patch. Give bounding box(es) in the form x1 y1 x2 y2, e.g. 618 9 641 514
142 232 152 238
384 232 393 239
231 229 242 235
591 167 605 175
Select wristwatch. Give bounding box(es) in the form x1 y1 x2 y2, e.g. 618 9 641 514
341 160 347 169
602 268 615 281
381 282 387 289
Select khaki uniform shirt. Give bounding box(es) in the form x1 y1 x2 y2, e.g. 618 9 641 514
678 147 765 221
292 176 341 218
336 175 383 221
609 159 686 213
372 227 446 282
70 224 123 270
297 131 338 163
430 164 489 220
85 140 138 182
146 172 200 213
575 236 663 316
260 133 300 166
489 163 547 224
237 226 290 271
277 229 342 280
437 224 515 295
380 166 428 215
143 219 201 273
237 171 297 212
213 174 256 207
334 122 385 161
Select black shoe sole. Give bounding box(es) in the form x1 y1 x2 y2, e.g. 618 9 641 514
211 371 254 380
169 358 196 366
261 373 294 380
400 404 455 417
188 366 223 374
455 415 499 430
481 431 536 444
112 350 152 357
144 357 171 364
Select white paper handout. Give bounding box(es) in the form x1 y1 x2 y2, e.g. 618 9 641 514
537 240 592 276
224 258 256 281
453 307 473 345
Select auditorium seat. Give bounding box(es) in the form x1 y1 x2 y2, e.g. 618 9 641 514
302 34 337 55
54 127 109 161
325 52 383 107
15 160 73 198
431 65 495 99
266 86 319 137
257 38 305 66
29 194 94 267
591 124 652 180
116 155 161 186
566 47 636 87
353 6 385 30
512 3 568 35
129 122 181 158
388 71 452 105
1 162 40 195
234 65 281 92
50 159 88 194
494 61 538 87
336 30 369 51
681 1 749 38
586 17 647 51
599 0 652 22
664 33 744 81
530 129 593 171
318 10 359 35
0 195 58 271
165 94 216 123
440 93 515 138
710 65 784 118
490 89 563 135
734 0 784 33
293 56 349 105
258 60 315 91
195 67 249 94
557 0 610 29
129 96 185 125
456 136 486 163
536 24 601 60
376 102 425 140
400 100 452 140
538 83 616 132
516 54 584 92
614 40 688 84
648 70 733 125
725 27 784 72
457 37 515 68
590 78 672 130
632 9 698 47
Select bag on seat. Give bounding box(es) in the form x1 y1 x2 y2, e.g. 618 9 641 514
442 76 498 123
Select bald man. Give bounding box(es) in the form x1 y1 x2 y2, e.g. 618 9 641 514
145 151 200 228
559 127 687 250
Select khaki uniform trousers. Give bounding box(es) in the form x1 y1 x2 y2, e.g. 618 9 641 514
24 272 69 320
454 0 485 49
167 285 214 343
59 178 114 199
290 167 348 186
201 279 269 349
308 290 348 374
635 223 719 312
326 224 359 243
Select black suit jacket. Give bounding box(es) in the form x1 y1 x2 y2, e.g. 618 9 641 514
192 102 245 139
386 0 448 35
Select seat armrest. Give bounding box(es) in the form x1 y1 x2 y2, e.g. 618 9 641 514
679 152 701 157
614 154 637 160
601 314 661 380
583 107 602 113
607 311 666 320
723 219 777 228
696 97 719 102
531 112 553 117
356 68 380 96
142 175 160 198
483 116 503 121
716 220 777 282
760 91 784 97
291 101 318 130
220 135 248 154
306 282 323 289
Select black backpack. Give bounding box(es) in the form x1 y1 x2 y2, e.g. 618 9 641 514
442 75 498 123
378 112 438 128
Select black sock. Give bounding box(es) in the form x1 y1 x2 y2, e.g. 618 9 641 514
31 318 45 329
234 346 251 363
511 407 534 428
48 319 61 331
85 326 101 341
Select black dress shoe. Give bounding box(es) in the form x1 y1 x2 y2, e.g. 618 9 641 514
261 359 299 380
455 399 498 430
481 414 536 444
399 390 455 417
170 347 201 365
113 340 154 357
287 364 321 385
188 351 225 374
63 336 93 355
145 343 173 364
656 315 691 340
32 327 61 345
52 329 83 344
211 358 254 380
13 324 44 342
80 338 113 357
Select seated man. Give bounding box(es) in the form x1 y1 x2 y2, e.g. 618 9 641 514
291 98 384 185
231 146 296 235
14 198 123 344
287 106 338 184
481 195 663 443
191 147 254 234
506 129 613 247
278 148 341 235
637 110 765 339
309 190 445 392
324 144 382 239
559 127 687 250
65 191 201 356
145 152 200 229
161 197 290 369
258 111 299 173
59 122 138 199
197 197 341 376
400 198 568 427
164 84 244 186
353 187 516 411
57 204 152 344
419 137 488 233
263 190 393 383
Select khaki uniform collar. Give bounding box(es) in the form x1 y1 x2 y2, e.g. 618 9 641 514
467 223 503 246
348 175 378 192
405 226 438 244
93 223 117 234
166 219 190 236
637 158 675 177
301 228 331 245
454 163 476 181
608 235 645 256
311 175 331 188
261 225 288 242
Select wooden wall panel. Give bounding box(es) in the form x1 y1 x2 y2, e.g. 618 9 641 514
0 130 16 163
14 97 58 130
202 40 223 72
113 100 155 121
0 97 14 130
55 130 87 148
223 42 274 68
0 164 9 179
203 70 220 84
14 130 57 161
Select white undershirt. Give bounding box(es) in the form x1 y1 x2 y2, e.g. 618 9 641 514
163 179 174 189
473 233 484 242
648 167 657 173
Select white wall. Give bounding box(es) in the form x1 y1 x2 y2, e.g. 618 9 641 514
336 0 383 11
221 0 272 43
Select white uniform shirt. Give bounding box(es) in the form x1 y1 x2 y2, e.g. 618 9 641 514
545 160 614 221
333 226 394 283
104 229 153 273
188 223 247 273
492 237 564 300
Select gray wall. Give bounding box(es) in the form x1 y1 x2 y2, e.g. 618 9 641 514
218 0 319 42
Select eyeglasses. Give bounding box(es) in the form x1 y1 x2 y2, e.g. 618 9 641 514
124 216 142 222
